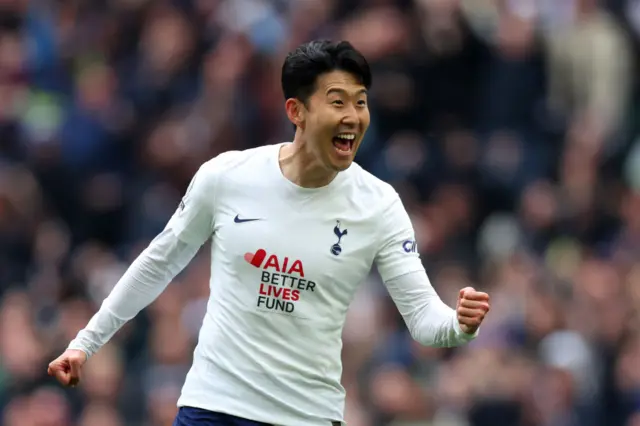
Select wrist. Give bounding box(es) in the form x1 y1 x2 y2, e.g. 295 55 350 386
66 344 91 361
455 318 479 339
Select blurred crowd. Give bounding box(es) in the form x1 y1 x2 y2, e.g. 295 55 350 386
1 0 640 425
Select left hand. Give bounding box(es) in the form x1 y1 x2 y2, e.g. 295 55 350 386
456 287 490 335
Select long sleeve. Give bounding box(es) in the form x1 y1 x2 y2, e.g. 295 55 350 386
68 162 218 358
384 270 477 347
374 193 477 347
67 229 202 357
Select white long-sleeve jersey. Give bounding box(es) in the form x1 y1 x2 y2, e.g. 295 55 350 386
68 143 477 426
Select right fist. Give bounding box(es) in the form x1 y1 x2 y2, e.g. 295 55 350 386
47 349 87 387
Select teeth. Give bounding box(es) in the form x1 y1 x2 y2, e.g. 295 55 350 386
336 134 355 140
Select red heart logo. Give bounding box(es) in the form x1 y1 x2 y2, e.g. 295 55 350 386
244 249 266 267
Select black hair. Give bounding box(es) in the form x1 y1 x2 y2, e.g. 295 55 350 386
281 40 372 105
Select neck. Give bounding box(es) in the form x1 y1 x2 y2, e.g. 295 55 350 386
278 133 338 188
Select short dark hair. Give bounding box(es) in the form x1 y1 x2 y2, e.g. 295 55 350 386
281 40 372 104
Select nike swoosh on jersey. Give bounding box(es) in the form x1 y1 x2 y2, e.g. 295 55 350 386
234 215 262 223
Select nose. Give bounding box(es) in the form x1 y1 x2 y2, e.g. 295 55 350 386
340 105 359 127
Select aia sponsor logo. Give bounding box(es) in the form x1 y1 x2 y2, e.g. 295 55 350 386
244 249 316 314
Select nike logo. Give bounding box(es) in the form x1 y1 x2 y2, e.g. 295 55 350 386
234 215 262 223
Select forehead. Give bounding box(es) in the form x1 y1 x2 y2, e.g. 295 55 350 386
314 70 366 95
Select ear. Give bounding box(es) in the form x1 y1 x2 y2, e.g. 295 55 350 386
285 98 306 129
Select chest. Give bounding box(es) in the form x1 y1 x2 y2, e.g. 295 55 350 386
210 189 379 317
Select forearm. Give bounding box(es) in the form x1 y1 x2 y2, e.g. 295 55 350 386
67 227 200 357
385 270 477 347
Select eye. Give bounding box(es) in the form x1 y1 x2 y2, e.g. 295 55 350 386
331 100 344 106
357 100 367 107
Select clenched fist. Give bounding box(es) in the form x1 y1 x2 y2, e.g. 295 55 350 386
47 349 87 387
456 287 490 335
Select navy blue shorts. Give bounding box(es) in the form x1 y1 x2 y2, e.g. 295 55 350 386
173 407 340 426
173 407 271 426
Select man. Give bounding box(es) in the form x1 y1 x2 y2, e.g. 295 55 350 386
48 40 490 426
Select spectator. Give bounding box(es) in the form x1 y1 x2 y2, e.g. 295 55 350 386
0 0 639 425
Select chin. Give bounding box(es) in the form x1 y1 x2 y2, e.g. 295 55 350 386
326 150 356 172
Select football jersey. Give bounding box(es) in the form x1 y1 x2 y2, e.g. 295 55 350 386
170 143 424 425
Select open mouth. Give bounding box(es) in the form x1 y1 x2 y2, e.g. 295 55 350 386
332 133 355 154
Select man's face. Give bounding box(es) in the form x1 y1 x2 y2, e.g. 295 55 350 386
300 70 371 172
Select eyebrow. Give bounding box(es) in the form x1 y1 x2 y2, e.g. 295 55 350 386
326 88 368 97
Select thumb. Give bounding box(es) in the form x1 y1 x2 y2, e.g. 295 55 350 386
459 287 475 299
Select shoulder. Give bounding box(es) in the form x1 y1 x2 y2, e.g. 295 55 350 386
194 144 276 186
200 145 274 175
342 164 411 235
343 162 399 206
184 145 275 202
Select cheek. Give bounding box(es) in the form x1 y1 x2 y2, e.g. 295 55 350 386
360 110 371 127
314 113 337 136
308 111 327 130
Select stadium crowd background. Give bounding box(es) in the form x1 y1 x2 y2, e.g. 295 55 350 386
1 0 640 425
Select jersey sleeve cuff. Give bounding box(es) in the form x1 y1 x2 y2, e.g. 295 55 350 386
454 319 480 341
66 342 93 359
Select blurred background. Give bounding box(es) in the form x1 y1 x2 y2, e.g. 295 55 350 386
1 0 640 425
